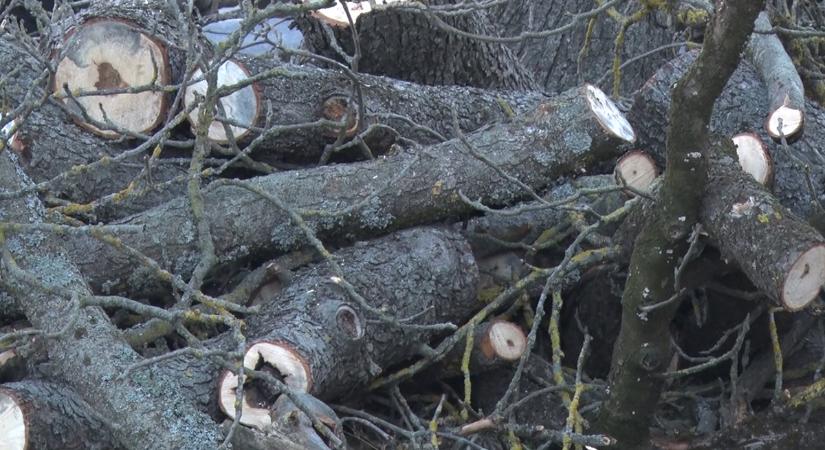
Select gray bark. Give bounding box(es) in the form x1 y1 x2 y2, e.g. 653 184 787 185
247 226 479 400
630 50 825 223
0 380 121 450
61 85 628 297
298 0 536 90
0 151 225 449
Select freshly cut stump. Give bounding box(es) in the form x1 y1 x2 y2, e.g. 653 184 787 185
765 102 804 141
732 132 772 185
52 19 170 138
0 392 25 450
184 59 260 143
614 150 657 194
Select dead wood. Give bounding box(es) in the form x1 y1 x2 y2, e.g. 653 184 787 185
59 84 633 298
0 380 120 450
0 151 226 449
218 227 480 426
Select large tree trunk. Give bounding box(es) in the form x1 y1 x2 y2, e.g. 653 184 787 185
299 0 536 90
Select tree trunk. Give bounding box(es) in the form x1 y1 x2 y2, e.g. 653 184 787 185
299 0 536 90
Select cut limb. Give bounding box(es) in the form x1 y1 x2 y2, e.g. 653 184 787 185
749 12 805 141
64 84 634 298
52 19 170 138
614 150 658 194
184 59 260 143
434 320 527 378
703 138 825 311
732 132 772 185
0 381 118 450
217 227 479 415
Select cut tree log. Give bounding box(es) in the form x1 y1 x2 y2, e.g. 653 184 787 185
182 52 546 162
62 84 634 298
0 380 119 450
0 151 226 449
749 11 805 141
433 319 527 378
614 150 658 195
732 132 772 186
184 59 260 143
298 0 536 90
702 139 825 311
52 18 171 138
631 50 825 222
217 227 480 427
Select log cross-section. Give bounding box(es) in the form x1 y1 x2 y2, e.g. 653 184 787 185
52 19 171 138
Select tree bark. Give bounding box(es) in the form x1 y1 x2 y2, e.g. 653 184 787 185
0 151 225 449
299 0 536 90
0 380 120 450
60 85 633 298
491 0 677 95
199 53 546 164
597 1 764 448
219 226 479 421
631 50 825 225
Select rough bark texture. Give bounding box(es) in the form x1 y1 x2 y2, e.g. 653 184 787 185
631 50 825 224
0 151 225 450
221 54 546 164
597 1 764 448
245 227 479 400
299 0 536 90
491 0 676 95
61 85 630 298
0 380 120 450
702 139 825 310
0 32 187 219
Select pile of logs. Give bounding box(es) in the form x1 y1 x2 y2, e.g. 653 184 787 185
1 1 825 449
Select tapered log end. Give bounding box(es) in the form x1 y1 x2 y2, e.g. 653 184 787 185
783 245 825 311
585 84 636 143
0 391 25 450
614 150 657 194
732 132 772 185
53 19 170 138
217 342 312 429
765 104 804 142
184 59 260 143
483 321 526 361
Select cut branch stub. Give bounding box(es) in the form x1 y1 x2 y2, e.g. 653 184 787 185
217 341 312 430
614 150 658 194
184 59 260 143
732 132 772 186
52 19 170 138
480 320 527 362
765 99 804 142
